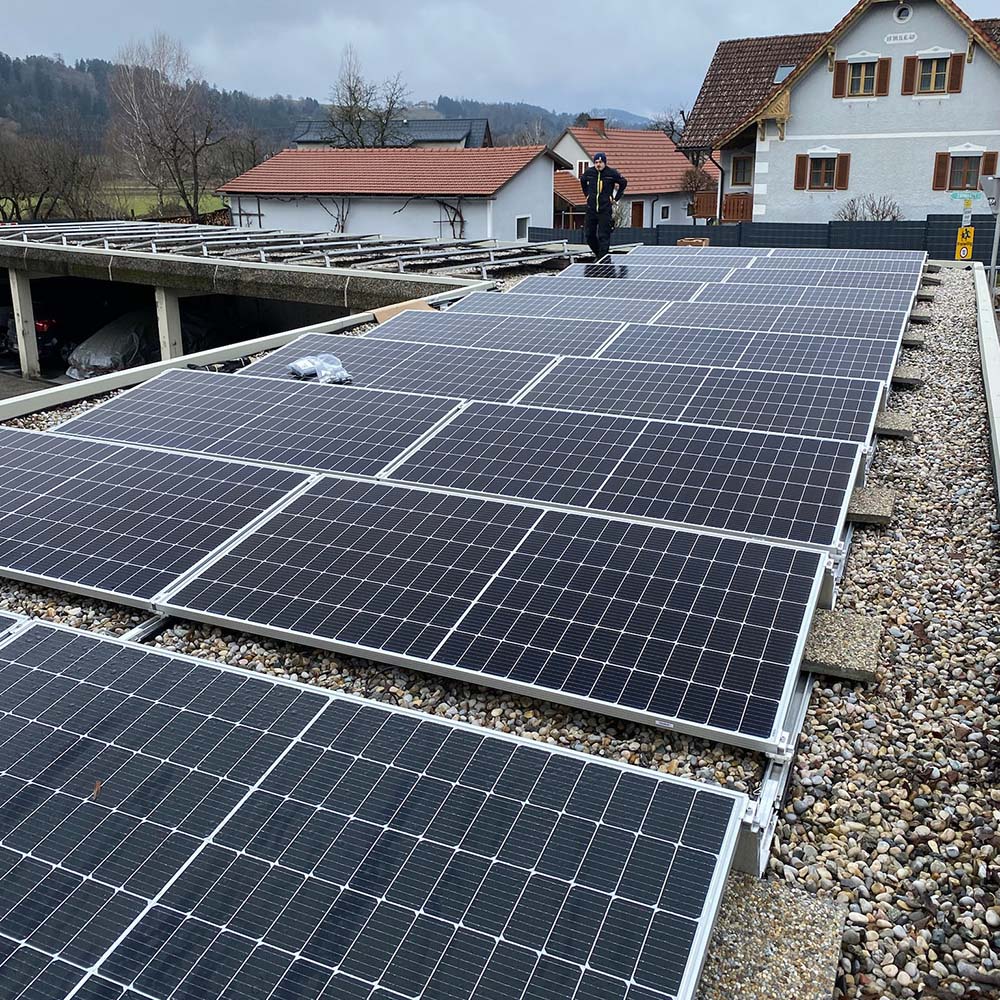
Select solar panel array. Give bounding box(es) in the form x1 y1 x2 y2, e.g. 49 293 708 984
0 621 747 1000
32 245 921 762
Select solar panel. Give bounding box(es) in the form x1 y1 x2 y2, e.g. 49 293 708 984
654 301 906 340
0 612 19 634
597 326 901 383
729 267 920 290
624 246 770 258
519 359 712 422
391 402 861 547
738 332 900 383
236 334 556 402
448 291 667 324
680 369 882 443
591 423 860 546
694 283 915 312
0 621 747 1000
599 325 760 367
749 256 924 274
510 275 704 303
58 369 461 477
561 263 737 283
770 247 925 261
364 308 622 356
389 402 648 508
0 428 306 606
518 358 882 442
163 477 826 750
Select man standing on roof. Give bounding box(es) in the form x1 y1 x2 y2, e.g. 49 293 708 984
581 152 627 262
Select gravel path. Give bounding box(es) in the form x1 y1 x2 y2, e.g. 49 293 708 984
773 268 1000 999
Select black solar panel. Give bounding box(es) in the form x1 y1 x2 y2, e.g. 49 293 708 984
654 301 906 340
164 478 825 749
600 325 759 368
390 402 647 508
364 309 621 356
236 333 555 401
519 359 711 422
392 403 860 546
770 247 925 262
511 275 704 303
728 267 920 291
449 291 666 324
739 332 900 383
592 423 860 546
0 428 306 606
58 369 460 477
561 263 736 283
695 283 915 312
0 612 19 634
605 327 899 384
519 358 881 442
0 622 747 1000
681 370 882 443
750 256 924 274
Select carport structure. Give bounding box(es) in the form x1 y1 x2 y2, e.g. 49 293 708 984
0 221 574 378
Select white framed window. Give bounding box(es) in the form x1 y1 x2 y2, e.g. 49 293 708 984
515 215 530 240
894 4 913 23
577 160 589 177
660 204 670 221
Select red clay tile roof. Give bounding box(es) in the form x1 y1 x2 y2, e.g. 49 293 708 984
553 170 586 206
680 3 1000 150
978 17 1000 50
219 146 561 196
679 31 825 149
564 126 718 195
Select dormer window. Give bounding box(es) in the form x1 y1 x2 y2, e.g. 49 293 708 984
849 61 877 96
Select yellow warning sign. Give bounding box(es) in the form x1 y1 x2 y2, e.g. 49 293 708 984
955 226 975 260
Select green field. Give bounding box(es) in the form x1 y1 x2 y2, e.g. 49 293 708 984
106 188 225 220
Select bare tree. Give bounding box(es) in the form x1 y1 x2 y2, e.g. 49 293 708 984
325 45 410 147
210 126 279 188
648 106 689 142
682 166 717 225
835 193 905 222
0 123 105 222
112 34 228 221
509 119 548 145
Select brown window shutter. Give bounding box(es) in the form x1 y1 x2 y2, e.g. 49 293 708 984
932 152 950 191
983 151 999 177
947 53 965 93
835 154 852 190
901 56 918 95
875 58 892 97
794 155 809 190
833 61 848 98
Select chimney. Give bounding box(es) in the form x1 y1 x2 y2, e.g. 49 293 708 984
588 117 607 137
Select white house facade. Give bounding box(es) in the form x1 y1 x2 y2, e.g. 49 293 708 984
681 0 1000 223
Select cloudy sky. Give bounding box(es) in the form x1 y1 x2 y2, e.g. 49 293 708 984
5 0 998 116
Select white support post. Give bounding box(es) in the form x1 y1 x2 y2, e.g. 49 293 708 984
7 268 41 379
154 286 184 360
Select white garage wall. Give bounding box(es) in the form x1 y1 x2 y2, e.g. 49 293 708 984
230 194 491 239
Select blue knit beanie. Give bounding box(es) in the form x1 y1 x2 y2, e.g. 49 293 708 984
594 152 607 163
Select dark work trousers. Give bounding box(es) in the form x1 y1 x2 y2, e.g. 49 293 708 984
585 210 613 261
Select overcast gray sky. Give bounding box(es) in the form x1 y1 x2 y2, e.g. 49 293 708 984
5 0 998 116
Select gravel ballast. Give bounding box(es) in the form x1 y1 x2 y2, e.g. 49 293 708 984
774 268 1000 999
